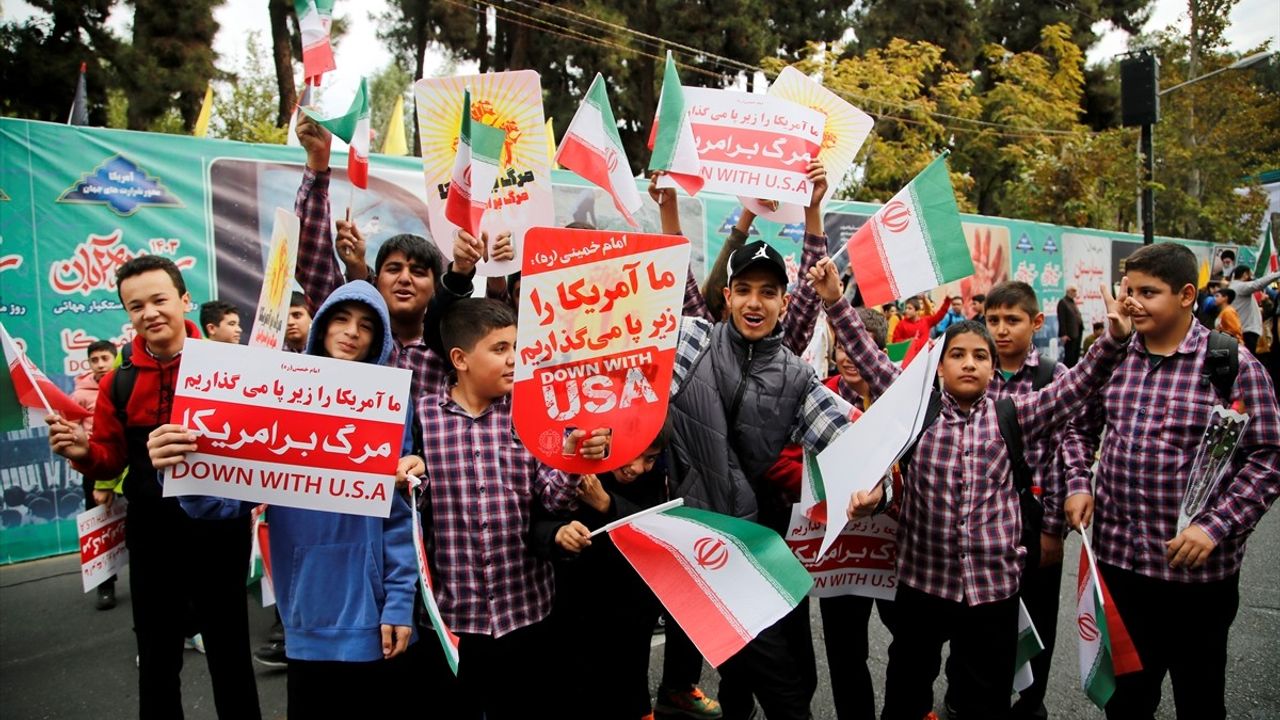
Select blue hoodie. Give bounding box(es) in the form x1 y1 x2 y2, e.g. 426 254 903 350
179 281 418 662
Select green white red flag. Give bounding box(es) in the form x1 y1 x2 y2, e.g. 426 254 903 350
599 499 812 667
1256 221 1277 276
846 154 973 307
647 52 704 196
445 88 506 238
1077 531 1143 708
247 506 275 607
1013 599 1045 694
555 73 642 228
410 483 461 674
294 0 335 86
0 322 90 428
301 78 370 189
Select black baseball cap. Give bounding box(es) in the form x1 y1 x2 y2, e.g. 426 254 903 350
727 240 788 288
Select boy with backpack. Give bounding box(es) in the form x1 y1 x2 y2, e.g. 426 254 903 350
46 256 260 719
813 256 1133 719
146 280 423 718
1063 243 1280 720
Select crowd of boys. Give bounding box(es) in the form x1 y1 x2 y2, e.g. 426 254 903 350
44 111 1279 720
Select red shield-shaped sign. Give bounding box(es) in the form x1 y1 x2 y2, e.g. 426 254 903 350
513 227 690 473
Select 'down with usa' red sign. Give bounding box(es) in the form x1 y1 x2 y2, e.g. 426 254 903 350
514 227 690 473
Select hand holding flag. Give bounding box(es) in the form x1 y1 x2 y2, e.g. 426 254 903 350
300 78 371 190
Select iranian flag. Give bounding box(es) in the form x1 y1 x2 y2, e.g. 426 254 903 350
301 78 370 189
411 483 461 674
846 154 973 307
555 73 643 228
647 52 704 196
1256 221 1277 276
247 506 275 607
1013 599 1045 694
1 322 90 428
1077 532 1143 709
445 88 506 238
599 499 812 667
294 0 335 86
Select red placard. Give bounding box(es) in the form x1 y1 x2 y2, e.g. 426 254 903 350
514 227 690 473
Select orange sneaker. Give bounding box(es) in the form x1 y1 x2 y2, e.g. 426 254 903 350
654 685 723 719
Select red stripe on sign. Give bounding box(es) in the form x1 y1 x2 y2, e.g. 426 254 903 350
847 219 896 307
169 396 404 475
688 124 821 172
79 518 125 564
611 522 752 667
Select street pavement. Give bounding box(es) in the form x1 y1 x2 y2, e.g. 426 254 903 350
2 510 1277 719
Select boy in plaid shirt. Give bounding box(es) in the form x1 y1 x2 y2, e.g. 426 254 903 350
812 257 1133 719
1063 243 1280 720
416 299 607 719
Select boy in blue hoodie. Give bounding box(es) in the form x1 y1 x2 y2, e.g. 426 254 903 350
147 280 423 718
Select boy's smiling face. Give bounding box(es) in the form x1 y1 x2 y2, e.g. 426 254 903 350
323 302 377 362
723 268 788 342
1124 269 1195 337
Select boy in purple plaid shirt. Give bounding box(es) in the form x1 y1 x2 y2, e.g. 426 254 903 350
1063 243 1280 720
415 299 608 719
812 258 1133 719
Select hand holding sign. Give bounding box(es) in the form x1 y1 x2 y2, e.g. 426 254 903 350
148 424 199 469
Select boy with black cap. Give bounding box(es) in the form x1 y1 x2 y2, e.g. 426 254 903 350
663 216 856 719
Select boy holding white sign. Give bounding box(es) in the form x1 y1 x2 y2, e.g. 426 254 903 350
415 298 608 719
147 279 424 718
811 256 1133 720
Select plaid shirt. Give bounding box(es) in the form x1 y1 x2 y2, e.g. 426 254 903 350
1063 321 1280 583
417 391 578 637
987 349 1084 537
828 298 1127 604
671 316 852 454
294 167 462 403
682 229 828 355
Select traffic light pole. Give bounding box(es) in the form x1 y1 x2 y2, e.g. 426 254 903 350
1141 122 1154 245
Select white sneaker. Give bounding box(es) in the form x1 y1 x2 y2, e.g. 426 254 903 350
184 634 206 654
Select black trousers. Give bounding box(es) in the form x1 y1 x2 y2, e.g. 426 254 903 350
820 594 897 720
127 500 258 720
1062 338 1082 367
419 620 551 720
1244 331 1260 356
663 609 707 690
287 656 400 718
1101 564 1240 720
717 599 818 720
882 584 1018 720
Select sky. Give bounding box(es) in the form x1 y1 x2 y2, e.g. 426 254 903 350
5 0 1279 116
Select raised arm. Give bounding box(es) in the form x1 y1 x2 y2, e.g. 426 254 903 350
294 113 344 309
1234 269 1280 295
701 210 754 322
817 260 903 397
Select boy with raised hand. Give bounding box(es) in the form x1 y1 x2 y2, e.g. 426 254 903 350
293 112 505 404
1227 264 1280 354
1063 243 1280 720
417 298 607 719
651 162 831 355
46 256 260 720
200 300 243 344
812 257 1133 720
146 280 423 718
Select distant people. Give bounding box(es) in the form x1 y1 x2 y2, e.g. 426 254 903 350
1081 321 1105 353
200 300 243 344
283 291 313 353
73 339 119 610
1227 265 1280 355
970 293 986 325
1057 286 1084 366
1214 287 1244 344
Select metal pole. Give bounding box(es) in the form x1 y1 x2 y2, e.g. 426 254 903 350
1141 122 1154 245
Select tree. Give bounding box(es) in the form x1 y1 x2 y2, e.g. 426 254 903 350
215 32 288 144
0 1 121 125
368 61 412 153
119 0 225 131
851 0 980 69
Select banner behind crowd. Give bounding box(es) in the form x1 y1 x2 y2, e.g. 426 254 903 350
0 117 1257 563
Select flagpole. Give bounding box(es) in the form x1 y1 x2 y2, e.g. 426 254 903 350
1077 523 1106 608
590 498 684 538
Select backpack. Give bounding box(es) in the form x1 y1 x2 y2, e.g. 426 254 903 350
898 391 1044 572
1202 330 1239 404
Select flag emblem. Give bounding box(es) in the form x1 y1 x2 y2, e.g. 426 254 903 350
694 536 730 570
881 200 911 232
1078 613 1100 642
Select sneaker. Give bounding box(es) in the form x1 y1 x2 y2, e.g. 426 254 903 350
267 617 285 644
95 584 116 611
654 686 723 719
653 615 666 635
253 641 289 668
183 634 205 654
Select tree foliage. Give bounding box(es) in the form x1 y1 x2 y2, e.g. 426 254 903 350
119 0 225 131
0 0 120 125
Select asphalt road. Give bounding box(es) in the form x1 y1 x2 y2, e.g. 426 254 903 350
2 510 1277 719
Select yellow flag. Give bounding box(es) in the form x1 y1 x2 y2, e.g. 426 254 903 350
545 117 557 166
193 84 213 138
382 98 408 156
1198 260 1210 288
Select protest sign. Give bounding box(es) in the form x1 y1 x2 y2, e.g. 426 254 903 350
742 66 874 223
163 339 411 517
77 499 127 592
681 87 825 206
414 71 554 277
1063 233 1112 327
785 504 898 600
514 227 689 473
246 208 300 350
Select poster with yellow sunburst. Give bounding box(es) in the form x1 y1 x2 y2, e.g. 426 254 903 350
414 71 554 277
247 207 300 351
742 66 875 225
